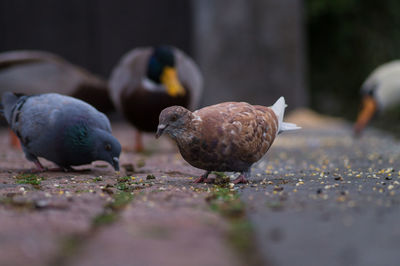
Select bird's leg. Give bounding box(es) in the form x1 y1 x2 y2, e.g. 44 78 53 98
135 130 144 153
9 129 21 149
193 171 214 183
233 171 250 184
31 159 46 173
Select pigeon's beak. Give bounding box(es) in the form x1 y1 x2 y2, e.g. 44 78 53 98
354 95 377 137
156 124 167 139
112 157 120 171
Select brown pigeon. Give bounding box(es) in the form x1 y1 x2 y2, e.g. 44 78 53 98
156 97 300 184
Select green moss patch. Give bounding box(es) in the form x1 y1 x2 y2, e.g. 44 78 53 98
206 186 263 265
15 174 43 189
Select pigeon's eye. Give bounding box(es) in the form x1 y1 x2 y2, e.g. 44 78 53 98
105 144 112 151
170 114 178 122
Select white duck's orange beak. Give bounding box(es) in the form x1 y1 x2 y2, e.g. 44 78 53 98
354 95 377 136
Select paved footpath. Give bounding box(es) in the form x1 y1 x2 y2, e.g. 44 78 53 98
241 110 400 266
0 110 399 266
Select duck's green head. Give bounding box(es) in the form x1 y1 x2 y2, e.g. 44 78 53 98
146 46 185 97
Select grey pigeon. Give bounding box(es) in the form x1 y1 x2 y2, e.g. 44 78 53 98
1 92 121 171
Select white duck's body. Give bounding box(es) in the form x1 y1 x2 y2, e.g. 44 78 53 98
362 61 400 110
355 61 400 135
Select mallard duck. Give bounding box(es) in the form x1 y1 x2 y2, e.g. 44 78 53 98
109 46 203 152
354 61 400 135
0 50 112 147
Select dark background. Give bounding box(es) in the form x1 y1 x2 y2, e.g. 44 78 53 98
1 0 400 121
0 0 307 111
306 0 400 119
0 0 192 77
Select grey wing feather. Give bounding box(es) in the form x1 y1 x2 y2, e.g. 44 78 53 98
14 94 111 142
52 94 112 132
174 48 203 110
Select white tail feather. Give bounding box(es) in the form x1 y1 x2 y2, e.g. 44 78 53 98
270 97 301 134
280 122 301 132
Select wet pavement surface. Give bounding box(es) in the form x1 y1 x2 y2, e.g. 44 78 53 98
0 110 400 266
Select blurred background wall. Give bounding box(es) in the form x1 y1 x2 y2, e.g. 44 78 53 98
193 0 307 108
0 0 307 110
5 0 399 121
306 0 400 119
0 0 192 77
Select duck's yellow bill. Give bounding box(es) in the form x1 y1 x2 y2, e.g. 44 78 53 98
161 67 185 97
354 95 377 136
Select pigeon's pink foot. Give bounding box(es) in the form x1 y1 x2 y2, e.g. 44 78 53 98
193 171 213 183
233 175 248 184
30 159 46 173
193 176 214 183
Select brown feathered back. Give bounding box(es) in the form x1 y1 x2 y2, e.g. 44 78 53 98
170 102 279 172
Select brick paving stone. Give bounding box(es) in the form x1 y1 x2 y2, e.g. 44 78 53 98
0 124 242 266
68 189 240 266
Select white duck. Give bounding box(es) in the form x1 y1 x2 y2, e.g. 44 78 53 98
354 61 400 135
